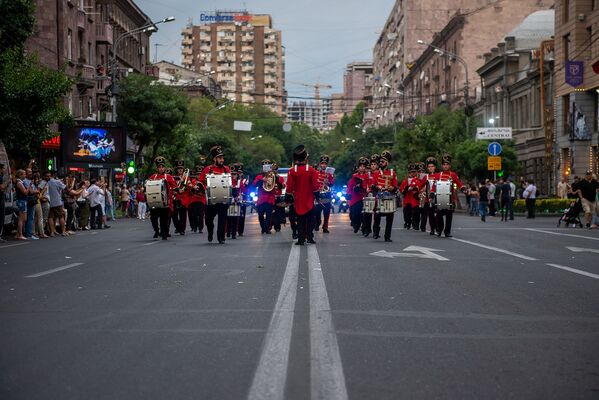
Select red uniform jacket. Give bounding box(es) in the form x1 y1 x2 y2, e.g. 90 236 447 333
274 175 285 197
286 163 319 216
149 172 177 212
430 170 464 203
372 168 398 192
400 177 421 207
253 174 276 206
316 169 334 192
231 176 246 202
188 177 206 204
347 172 370 206
418 173 436 204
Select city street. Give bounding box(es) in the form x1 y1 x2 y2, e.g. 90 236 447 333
1 212 598 399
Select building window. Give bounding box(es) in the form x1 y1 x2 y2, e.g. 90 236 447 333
67 29 73 61
563 95 570 136
88 42 93 65
563 0 570 22
563 34 570 63
78 31 84 62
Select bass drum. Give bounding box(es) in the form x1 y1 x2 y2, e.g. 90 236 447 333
206 173 232 205
227 203 241 217
145 179 169 209
318 191 333 204
434 180 453 210
362 196 376 213
376 192 397 214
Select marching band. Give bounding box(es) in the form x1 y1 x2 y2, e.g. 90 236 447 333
142 143 467 244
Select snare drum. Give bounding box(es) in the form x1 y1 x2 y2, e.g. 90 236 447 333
227 203 241 217
318 191 333 204
376 192 397 214
145 179 169 209
275 195 288 207
206 173 232 205
434 180 453 210
362 196 376 213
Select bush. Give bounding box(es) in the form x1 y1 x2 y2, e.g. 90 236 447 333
512 198 572 213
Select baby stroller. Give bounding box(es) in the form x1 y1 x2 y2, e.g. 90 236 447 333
557 198 583 227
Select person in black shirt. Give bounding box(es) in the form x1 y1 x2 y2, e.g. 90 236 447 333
478 183 489 222
497 178 511 222
575 171 599 227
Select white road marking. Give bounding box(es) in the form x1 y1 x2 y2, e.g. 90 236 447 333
370 246 449 261
308 245 349 400
142 241 158 246
566 246 599 254
546 263 599 280
525 228 599 241
248 245 300 400
451 238 538 260
0 242 29 249
25 262 85 278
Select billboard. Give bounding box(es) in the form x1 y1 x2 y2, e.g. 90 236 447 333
61 125 126 168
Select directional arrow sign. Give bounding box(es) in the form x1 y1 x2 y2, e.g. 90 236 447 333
370 246 449 261
566 246 599 254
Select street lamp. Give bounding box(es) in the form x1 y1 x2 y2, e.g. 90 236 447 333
204 99 233 129
417 39 470 134
488 118 495 125
110 16 175 121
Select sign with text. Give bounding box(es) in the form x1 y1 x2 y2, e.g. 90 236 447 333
234 120 252 131
488 156 502 171
565 61 584 88
476 127 512 140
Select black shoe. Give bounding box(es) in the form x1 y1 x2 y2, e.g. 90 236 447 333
238 233 244 237
307 239 316 244
208 232 213 242
153 232 159 238
199 230 203 234
353 227 359 233
437 232 442 237
162 237 167 240
384 238 392 242
265 231 271 234
295 241 305 246
430 231 435 236
323 229 330 233
292 233 298 239
167 233 172 238
373 234 380 239
227 233 231 238
444 234 452 238
421 228 425 232
104 225 111 229
180 231 185 236
218 240 225 244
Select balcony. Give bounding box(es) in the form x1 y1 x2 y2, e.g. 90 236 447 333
200 45 211 52
264 57 276 66
77 9 86 30
264 46 276 55
96 76 112 94
76 63 95 88
242 45 253 52
96 23 113 45
265 75 276 85
242 64 254 72
182 37 193 46
182 47 192 55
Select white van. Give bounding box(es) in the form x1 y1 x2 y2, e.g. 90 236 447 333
0 140 17 232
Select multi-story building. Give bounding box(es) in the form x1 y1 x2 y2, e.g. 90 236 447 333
181 11 286 115
26 0 152 122
329 61 373 127
153 60 222 99
554 0 599 181
288 99 331 131
475 11 555 194
370 0 552 127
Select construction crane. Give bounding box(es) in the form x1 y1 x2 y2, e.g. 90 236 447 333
287 80 332 100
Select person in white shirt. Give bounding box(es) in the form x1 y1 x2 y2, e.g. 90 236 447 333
523 179 537 219
487 179 497 216
86 178 104 229
557 177 570 199
508 178 516 220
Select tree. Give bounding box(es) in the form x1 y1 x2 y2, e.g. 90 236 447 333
0 0 35 54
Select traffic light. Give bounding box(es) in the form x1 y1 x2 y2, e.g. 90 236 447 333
497 170 504 178
47 158 54 171
127 160 135 174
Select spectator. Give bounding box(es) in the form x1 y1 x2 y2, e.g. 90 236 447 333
32 172 48 238
77 180 90 230
570 176 581 198
47 173 68 236
497 178 511 222
64 176 80 232
87 178 105 229
518 176 527 199
120 185 130 216
469 184 479 216
557 177 570 199
38 171 52 235
0 163 8 242
14 169 28 240
487 179 497 216
478 182 489 222
508 178 516 220
523 179 537 219
23 168 39 240
136 186 147 220
128 185 137 217
105 185 115 221
99 181 110 228
574 171 599 228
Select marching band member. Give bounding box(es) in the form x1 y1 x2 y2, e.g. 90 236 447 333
362 154 380 237
399 163 421 230
149 157 176 240
172 160 189 235
236 163 248 237
226 163 243 239
372 150 398 242
188 164 206 234
419 157 438 235
430 154 466 237
199 145 231 244
314 155 334 233
253 159 276 234
286 145 319 245
271 163 287 232
347 157 370 233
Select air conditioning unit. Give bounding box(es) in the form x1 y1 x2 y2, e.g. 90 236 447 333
138 47 145 55
578 13 585 21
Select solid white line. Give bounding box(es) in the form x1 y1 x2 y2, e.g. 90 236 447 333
451 238 538 260
142 241 158 246
25 262 85 278
247 244 300 400
308 246 349 400
0 242 29 249
525 228 599 241
546 263 599 280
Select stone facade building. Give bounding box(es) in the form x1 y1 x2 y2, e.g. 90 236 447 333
153 60 222 99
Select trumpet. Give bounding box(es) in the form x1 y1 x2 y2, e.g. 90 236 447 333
176 169 190 192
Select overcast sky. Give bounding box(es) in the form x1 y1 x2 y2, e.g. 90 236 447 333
135 0 395 99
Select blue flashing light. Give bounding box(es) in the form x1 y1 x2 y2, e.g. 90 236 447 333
340 196 346 202
250 192 256 198
336 191 342 198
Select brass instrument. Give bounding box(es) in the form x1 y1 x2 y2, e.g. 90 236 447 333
262 163 278 192
177 169 190 191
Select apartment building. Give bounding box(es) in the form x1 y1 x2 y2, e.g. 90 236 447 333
288 99 332 131
554 0 599 180
181 11 286 115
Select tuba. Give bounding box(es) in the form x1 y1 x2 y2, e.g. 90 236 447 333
262 163 277 192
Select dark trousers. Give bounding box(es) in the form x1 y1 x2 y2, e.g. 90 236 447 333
297 209 314 243
403 203 413 228
257 203 273 233
150 207 170 239
362 212 373 234
66 203 76 231
188 202 205 232
349 201 363 232
374 212 394 240
314 202 332 230
238 204 247 235
273 205 286 231
90 204 103 229
412 205 421 230
0 197 4 237
509 197 515 220
227 215 238 238
435 209 453 236
288 205 298 236
489 199 497 216
422 203 436 232
525 198 536 218
173 203 187 233
205 203 229 242
500 198 510 220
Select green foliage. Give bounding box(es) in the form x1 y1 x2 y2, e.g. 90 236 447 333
0 48 72 166
512 198 572 213
0 0 35 53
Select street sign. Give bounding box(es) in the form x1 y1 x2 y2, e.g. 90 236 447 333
234 121 252 131
476 127 512 140
488 156 502 171
488 142 502 156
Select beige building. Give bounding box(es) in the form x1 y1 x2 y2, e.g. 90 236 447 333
554 0 599 180
181 11 286 115
153 60 222 99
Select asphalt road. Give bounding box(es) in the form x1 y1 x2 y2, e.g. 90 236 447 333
1 211 598 400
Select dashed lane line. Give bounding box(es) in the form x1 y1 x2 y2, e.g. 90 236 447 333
546 263 599 280
450 238 538 261
25 262 85 278
525 228 599 241
0 242 29 249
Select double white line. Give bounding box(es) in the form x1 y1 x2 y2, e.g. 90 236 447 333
248 245 348 400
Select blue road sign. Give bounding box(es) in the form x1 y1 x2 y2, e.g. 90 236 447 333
488 142 502 156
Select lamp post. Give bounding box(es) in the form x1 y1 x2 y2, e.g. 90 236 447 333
204 99 233 129
417 39 470 135
110 16 175 121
